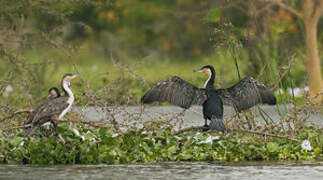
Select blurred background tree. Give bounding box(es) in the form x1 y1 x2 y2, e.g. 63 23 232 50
206 0 323 103
0 0 322 104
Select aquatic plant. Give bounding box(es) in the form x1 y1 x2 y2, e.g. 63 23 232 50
0 121 322 165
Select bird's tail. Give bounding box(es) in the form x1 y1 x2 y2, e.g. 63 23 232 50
209 117 226 132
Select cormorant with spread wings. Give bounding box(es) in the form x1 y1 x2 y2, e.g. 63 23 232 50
141 65 276 131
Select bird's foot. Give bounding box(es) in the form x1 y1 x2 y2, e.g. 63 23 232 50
202 125 210 131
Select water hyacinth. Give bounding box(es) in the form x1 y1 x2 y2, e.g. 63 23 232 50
197 135 220 145
112 133 119 138
301 140 312 151
72 128 85 141
0 124 322 164
5 84 13 93
83 131 98 142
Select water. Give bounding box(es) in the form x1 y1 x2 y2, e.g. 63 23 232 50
74 105 323 130
1 162 323 180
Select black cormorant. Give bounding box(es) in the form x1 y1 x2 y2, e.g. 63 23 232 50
48 87 61 99
141 65 276 131
23 74 79 144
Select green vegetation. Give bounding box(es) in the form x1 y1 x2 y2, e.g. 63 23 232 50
0 124 322 164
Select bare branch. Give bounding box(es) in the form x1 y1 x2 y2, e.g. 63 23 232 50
171 125 300 142
172 125 208 136
235 129 300 142
1 109 33 121
251 4 273 16
263 0 303 19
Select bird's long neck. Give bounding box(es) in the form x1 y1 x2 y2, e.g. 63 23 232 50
62 81 74 99
203 68 215 89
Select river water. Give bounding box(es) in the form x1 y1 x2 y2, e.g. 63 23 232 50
74 105 323 130
1 162 323 180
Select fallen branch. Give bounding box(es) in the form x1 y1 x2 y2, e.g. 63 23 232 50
60 120 111 128
231 129 300 142
1 109 33 121
3 124 31 131
172 126 208 136
171 125 300 142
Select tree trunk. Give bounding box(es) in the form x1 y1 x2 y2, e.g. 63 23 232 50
303 0 323 103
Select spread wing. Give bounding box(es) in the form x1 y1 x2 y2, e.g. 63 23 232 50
26 96 69 126
141 76 207 108
217 77 276 112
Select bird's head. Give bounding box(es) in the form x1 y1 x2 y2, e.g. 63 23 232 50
48 87 60 98
193 65 215 77
62 74 80 87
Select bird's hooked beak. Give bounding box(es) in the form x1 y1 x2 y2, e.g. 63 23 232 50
193 67 212 77
67 74 80 87
193 69 203 73
70 74 80 80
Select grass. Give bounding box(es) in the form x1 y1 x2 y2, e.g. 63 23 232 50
1 46 253 106
0 44 313 121
2 43 308 106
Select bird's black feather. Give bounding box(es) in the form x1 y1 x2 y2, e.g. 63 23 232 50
25 97 69 126
141 76 207 108
216 77 276 112
203 94 225 131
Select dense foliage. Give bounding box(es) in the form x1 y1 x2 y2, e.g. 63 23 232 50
0 124 322 164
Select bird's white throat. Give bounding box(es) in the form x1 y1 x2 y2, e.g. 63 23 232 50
203 69 212 88
62 81 74 102
59 81 75 119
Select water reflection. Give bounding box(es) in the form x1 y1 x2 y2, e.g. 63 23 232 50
1 162 323 180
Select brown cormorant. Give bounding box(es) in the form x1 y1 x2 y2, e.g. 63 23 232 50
23 74 79 144
141 65 276 131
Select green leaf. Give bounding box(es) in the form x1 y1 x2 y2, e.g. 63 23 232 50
167 145 178 154
313 147 321 157
180 150 192 160
9 136 23 146
267 142 279 152
99 127 109 136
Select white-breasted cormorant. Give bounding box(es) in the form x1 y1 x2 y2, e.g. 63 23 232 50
141 65 276 132
23 74 79 144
